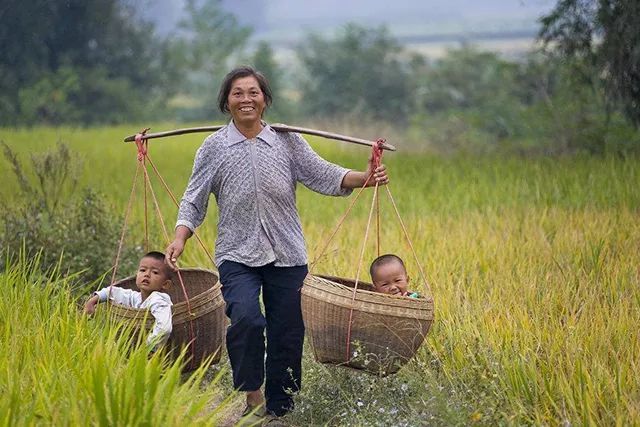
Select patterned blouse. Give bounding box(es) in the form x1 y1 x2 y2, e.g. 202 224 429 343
176 121 352 267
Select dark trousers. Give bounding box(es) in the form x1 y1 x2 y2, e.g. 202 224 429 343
218 260 308 416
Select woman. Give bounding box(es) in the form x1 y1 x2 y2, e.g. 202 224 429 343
166 66 388 420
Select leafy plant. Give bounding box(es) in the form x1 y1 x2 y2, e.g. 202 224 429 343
0 141 137 289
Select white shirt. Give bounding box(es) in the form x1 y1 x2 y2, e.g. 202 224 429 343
95 287 173 349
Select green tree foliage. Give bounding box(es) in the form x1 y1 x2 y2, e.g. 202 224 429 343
0 0 181 125
297 24 410 122
172 0 252 120
540 0 640 127
251 41 294 121
0 142 137 286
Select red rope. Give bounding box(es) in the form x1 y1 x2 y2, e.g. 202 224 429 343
108 161 141 298
344 139 385 362
345 181 379 361
144 155 215 264
142 154 197 367
310 138 385 271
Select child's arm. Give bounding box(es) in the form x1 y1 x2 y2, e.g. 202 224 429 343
84 294 100 315
84 287 139 314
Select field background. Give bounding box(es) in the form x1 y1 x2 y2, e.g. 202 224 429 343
1 126 638 425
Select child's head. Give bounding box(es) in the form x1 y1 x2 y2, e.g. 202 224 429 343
370 254 409 296
136 251 172 297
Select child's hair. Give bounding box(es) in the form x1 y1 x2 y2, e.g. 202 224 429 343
369 254 406 279
142 251 171 278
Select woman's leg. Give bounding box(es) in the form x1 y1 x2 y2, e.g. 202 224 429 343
261 263 308 416
218 261 266 394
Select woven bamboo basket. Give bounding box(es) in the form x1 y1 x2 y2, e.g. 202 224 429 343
301 274 434 375
108 268 226 370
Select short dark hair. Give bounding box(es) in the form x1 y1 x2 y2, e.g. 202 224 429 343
142 251 170 278
217 66 273 115
370 254 406 279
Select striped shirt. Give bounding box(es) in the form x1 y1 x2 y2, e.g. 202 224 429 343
176 120 352 267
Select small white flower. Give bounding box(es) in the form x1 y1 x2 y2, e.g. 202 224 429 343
357 400 364 407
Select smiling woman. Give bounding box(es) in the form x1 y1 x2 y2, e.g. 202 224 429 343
165 65 389 422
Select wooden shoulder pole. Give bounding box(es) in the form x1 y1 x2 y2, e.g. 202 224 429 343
123 124 396 151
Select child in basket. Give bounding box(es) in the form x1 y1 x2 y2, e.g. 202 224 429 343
369 254 419 298
84 251 173 351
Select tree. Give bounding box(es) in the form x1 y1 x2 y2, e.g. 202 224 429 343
173 0 251 120
0 0 182 125
250 41 293 121
539 0 640 127
296 24 410 122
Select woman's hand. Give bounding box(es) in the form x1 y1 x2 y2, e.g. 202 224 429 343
165 239 185 271
364 154 389 187
165 225 193 271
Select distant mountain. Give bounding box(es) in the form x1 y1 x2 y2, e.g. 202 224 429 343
142 0 555 55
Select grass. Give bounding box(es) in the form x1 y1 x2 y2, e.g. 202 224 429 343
1 125 639 425
0 252 229 426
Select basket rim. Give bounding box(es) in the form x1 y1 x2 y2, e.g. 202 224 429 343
109 267 221 313
303 274 434 320
315 274 434 302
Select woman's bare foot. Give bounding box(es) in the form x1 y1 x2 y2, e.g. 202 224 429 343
246 389 264 408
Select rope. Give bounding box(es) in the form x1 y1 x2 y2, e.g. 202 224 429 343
345 181 379 361
344 139 384 361
310 138 385 271
108 161 141 297
135 130 150 252
142 154 197 367
384 185 433 298
144 155 215 264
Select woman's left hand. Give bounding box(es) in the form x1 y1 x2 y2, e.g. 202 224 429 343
365 155 389 187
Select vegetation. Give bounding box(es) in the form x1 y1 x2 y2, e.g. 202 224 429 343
2 1 637 154
540 0 640 127
0 142 138 289
0 128 638 424
0 253 228 426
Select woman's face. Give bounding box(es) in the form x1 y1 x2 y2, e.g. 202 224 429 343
227 76 266 126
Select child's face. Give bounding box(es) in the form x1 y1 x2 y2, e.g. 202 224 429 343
136 256 171 296
371 261 409 296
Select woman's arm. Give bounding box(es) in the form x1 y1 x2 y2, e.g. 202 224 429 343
165 138 216 270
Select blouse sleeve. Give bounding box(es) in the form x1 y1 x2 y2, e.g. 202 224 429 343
290 133 352 196
176 139 216 232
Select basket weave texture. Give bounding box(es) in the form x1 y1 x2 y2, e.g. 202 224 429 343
109 268 225 369
302 274 434 375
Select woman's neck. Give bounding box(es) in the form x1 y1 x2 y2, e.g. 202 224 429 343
234 119 264 139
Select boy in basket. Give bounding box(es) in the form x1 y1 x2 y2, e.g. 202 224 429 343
84 251 173 351
369 254 419 298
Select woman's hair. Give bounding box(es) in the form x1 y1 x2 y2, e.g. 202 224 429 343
217 66 273 114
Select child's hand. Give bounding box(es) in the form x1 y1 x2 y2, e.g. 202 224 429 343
84 295 99 315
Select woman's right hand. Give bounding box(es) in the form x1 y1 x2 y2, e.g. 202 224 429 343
166 226 193 270
165 238 185 271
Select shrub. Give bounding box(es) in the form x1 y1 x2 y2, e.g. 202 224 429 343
0 141 137 290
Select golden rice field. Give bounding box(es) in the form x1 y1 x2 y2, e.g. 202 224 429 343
1 125 639 425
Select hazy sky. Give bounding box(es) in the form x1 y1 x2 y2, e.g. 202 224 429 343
147 0 556 41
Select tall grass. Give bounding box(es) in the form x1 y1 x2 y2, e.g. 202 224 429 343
1 125 639 424
0 253 227 426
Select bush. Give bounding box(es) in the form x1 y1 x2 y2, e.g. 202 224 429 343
0 141 137 290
